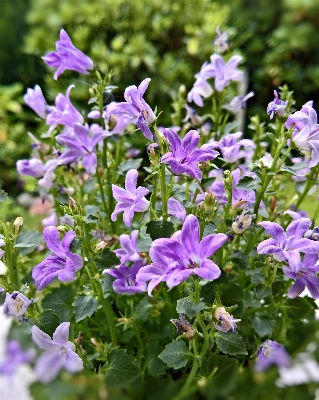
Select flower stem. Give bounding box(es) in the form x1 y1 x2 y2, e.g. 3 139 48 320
160 163 168 221
0 221 17 288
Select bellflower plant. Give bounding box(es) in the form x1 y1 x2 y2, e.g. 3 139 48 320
3 291 32 320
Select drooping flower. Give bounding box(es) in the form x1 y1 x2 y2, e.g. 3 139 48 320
114 230 146 265
56 123 109 174
168 197 187 223
111 78 155 140
257 218 319 263
208 54 244 92
3 292 32 320
103 260 147 295
187 69 213 107
282 253 319 299
232 210 255 234
255 340 291 372
42 29 93 80
0 340 35 375
267 90 288 119
111 169 150 227
160 128 218 181
170 313 196 339
137 214 228 292
31 322 83 383
24 85 53 118
213 307 241 333
46 85 83 133
32 226 83 290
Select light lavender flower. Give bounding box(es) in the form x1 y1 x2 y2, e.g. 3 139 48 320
187 72 213 107
24 85 53 118
111 169 150 227
16 158 45 178
213 27 229 53
3 292 32 320
182 104 202 126
103 260 147 295
255 340 290 372
228 92 254 114
42 212 58 227
42 29 93 80
114 230 146 265
213 307 241 333
168 197 186 223
208 54 243 92
161 128 218 181
0 340 35 375
267 90 288 119
32 226 83 290
31 322 83 383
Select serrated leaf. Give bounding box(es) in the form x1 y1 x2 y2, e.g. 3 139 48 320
228 251 249 269
95 248 120 270
255 284 272 299
37 309 61 336
146 220 174 240
282 297 314 320
215 332 247 355
235 176 261 191
250 316 274 337
146 342 167 377
73 294 98 322
41 286 75 321
158 340 193 369
176 297 205 318
105 348 141 386
0 190 8 202
134 297 153 321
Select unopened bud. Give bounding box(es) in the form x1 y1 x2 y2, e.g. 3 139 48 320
117 317 128 323
13 217 23 235
270 196 278 212
95 241 108 252
148 145 160 166
204 192 216 211
179 84 186 94
68 197 77 208
57 225 68 232
108 115 117 130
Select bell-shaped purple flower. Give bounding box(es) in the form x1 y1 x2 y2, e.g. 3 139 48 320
32 226 83 290
255 340 290 372
0 340 35 375
161 128 219 181
111 169 150 227
24 85 53 118
267 90 288 119
213 27 229 54
188 71 213 107
103 260 147 295
168 197 186 223
31 322 83 383
42 29 93 80
114 230 146 265
16 158 45 178
3 291 32 320
111 78 155 140
227 92 254 114
208 54 244 92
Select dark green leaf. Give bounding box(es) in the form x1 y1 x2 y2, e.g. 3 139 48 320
105 348 141 386
42 286 75 321
176 297 205 318
146 342 167 377
16 230 43 255
215 332 247 355
251 316 274 337
282 297 314 320
83 178 96 193
235 176 261 191
251 272 265 285
37 309 61 336
0 190 8 202
255 284 272 299
146 220 174 240
158 340 193 369
134 297 153 321
203 222 217 236
84 214 99 224
73 294 98 322
228 251 249 269
95 248 120 270
118 158 143 173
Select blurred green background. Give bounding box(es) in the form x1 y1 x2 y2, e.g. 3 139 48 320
0 0 319 214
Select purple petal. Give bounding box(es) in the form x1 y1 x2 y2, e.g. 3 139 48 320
35 350 64 383
52 322 70 345
31 325 55 350
43 226 65 258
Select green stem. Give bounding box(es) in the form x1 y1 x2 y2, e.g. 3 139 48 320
96 169 109 216
160 163 168 221
294 167 319 210
0 221 17 288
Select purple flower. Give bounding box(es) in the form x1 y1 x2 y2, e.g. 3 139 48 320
208 54 243 92
137 214 228 291
24 85 53 118
286 101 314 131
213 307 241 333
38 159 59 190
161 128 219 181
228 91 254 114
111 169 150 227
16 158 45 178
205 132 255 163
182 104 202 126
56 123 108 174
0 238 5 258
46 85 83 133
3 292 32 320
0 340 35 375
267 90 288 119
114 230 146 265
42 29 93 80
111 78 155 140
255 340 290 372
31 322 83 383
282 253 319 299
42 212 58 227
168 197 186 223
257 218 319 263
103 260 147 295
32 226 83 290
187 73 213 107
213 27 229 53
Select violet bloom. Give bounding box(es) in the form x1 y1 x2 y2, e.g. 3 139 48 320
111 169 150 227
213 27 229 54
188 75 213 107
16 158 45 178
255 340 290 372
285 101 315 131
208 54 243 92
161 128 219 181
182 104 202 126
32 226 83 290
168 197 186 223
42 212 58 227
257 218 319 263
103 260 147 295
38 159 59 190
228 92 254 114
205 132 255 163
282 253 319 299
267 90 288 119
31 322 83 383
56 123 108 174
114 230 146 265
112 78 155 140
42 29 93 80
3 292 32 320
24 85 53 118
46 85 83 133
137 214 228 291
0 340 35 375
213 307 241 333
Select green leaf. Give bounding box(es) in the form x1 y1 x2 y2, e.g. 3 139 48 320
146 220 174 240
15 230 43 255
95 248 120 270
203 356 239 396
228 250 249 269
105 348 142 386
84 214 99 224
42 286 75 321
37 309 61 336
0 190 8 202
251 272 265 284
146 342 167 377
250 316 274 337
235 176 261 191
176 297 205 318
215 332 248 355
73 294 98 322
83 178 96 193
282 297 314 320
254 284 272 299
118 158 143 173
158 340 193 369
134 297 153 321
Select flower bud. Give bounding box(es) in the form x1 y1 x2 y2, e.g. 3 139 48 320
4 291 32 320
232 211 255 234
13 217 23 235
95 241 108 252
